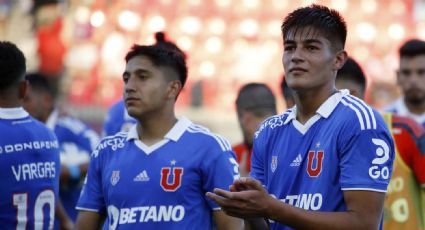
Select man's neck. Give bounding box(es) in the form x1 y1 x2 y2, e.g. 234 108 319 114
0 98 21 108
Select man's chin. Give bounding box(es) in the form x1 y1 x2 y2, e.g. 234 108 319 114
406 95 425 105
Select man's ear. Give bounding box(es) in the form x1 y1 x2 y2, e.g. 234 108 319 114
334 50 348 71
167 80 182 99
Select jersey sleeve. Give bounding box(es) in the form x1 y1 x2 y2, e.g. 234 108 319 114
76 146 105 212
202 146 240 210
339 121 395 192
249 120 270 185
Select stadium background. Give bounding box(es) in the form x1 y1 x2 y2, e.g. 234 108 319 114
1 0 425 143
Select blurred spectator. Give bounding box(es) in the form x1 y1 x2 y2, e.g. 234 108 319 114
385 39 425 127
233 83 277 176
24 73 100 229
336 57 425 230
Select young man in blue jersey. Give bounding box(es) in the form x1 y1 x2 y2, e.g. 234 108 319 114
0 41 61 229
207 4 395 230
75 44 242 229
23 73 100 228
385 39 425 127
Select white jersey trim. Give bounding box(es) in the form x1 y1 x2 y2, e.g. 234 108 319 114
341 187 387 193
348 95 377 129
75 206 99 212
126 116 191 142
187 125 232 151
0 107 29 119
126 117 192 155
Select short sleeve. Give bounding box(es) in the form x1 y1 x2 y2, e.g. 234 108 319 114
250 123 269 184
76 149 105 212
339 128 395 192
202 150 239 210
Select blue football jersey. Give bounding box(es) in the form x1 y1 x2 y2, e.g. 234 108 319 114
251 90 395 230
77 117 239 229
0 107 60 230
46 110 100 222
102 100 136 137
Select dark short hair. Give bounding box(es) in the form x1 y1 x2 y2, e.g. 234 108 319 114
336 57 366 88
125 44 188 88
281 4 347 51
25 72 57 97
0 41 26 91
236 83 277 117
399 39 425 58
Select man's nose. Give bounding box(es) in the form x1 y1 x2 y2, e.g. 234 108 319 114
291 47 304 63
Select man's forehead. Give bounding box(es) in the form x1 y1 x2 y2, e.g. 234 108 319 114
284 27 328 42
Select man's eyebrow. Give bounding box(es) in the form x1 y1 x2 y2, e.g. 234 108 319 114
123 68 151 76
283 39 323 45
303 39 323 44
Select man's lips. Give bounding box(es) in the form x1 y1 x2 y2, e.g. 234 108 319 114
289 67 308 73
125 97 139 103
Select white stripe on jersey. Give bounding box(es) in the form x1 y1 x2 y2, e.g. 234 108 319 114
348 95 377 129
344 96 372 129
341 187 386 193
187 125 231 151
75 207 99 212
341 99 366 130
188 125 231 151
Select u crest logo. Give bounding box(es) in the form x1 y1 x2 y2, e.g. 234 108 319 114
306 150 324 177
160 167 184 192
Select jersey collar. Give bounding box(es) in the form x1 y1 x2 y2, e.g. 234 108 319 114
284 89 349 125
127 116 192 142
0 107 29 119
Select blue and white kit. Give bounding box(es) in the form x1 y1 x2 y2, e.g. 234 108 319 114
251 90 395 230
77 117 239 229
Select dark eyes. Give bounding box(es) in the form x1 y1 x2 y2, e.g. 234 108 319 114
283 45 318 51
306 46 318 50
122 73 148 83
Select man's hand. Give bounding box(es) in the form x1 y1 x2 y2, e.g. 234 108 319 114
206 177 273 219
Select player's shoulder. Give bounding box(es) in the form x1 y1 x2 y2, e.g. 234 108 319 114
254 112 289 139
338 94 384 132
30 117 57 137
56 115 93 134
186 122 232 152
91 131 128 158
